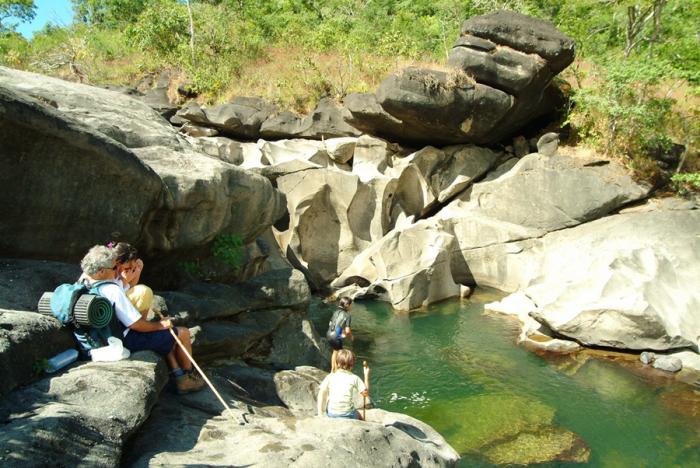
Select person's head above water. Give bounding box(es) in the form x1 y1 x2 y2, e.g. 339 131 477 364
339 296 353 310
335 349 355 371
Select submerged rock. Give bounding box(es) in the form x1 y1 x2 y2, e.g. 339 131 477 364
414 394 589 465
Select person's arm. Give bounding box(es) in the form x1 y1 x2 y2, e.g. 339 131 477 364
317 381 329 417
129 317 172 333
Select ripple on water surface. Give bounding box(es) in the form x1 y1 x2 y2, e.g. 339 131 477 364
310 293 700 467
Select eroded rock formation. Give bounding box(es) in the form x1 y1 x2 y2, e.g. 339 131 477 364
0 67 286 261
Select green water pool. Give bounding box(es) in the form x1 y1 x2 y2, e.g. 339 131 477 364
309 290 700 467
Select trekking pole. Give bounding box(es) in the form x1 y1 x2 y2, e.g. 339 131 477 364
363 360 370 420
156 311 236 420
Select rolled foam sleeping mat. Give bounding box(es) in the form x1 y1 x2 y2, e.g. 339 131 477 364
37 292 53 315
73 295 114 328
36 292 114 327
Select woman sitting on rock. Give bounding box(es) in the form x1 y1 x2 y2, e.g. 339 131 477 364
80 245 204 394
317 349 368 420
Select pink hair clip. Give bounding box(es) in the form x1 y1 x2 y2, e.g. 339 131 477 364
107 242 115 249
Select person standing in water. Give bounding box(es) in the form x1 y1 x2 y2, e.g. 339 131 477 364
326 297 353 373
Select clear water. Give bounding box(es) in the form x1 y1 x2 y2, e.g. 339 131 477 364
310 291 700 467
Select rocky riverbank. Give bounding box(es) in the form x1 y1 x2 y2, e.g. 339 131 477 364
1 9 698 466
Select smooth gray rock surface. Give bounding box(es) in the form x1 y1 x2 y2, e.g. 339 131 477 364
0 71 286 259
126 364 459 468
499 209 700 350
0 309 74 396
0 352 167 467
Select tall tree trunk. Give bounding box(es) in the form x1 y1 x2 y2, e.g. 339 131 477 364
648 0 667 58
186 0 196 65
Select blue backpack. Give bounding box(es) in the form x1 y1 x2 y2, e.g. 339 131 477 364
49 280 122 355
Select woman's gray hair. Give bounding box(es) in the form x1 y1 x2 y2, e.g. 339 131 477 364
80 245 116 276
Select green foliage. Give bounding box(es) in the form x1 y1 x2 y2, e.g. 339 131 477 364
212 233 244 269
1 0 698 186
126 0 188 60
180 259 202 278
0 0 36 32
671 173 700 195
72 0 148 27
32 357 49 376
568 58 678 163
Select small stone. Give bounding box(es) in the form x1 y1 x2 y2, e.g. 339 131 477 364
640 351 656 365
652 356 682 373
537 132 559 156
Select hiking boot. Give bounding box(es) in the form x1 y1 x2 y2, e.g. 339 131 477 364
176 373 205 394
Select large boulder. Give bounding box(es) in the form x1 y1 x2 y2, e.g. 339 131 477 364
0 66 182 149
176 97 277 139
260 97 361 140
0 67 286 260
128 399 459 468
162 268 311 324
334 150 649 310
344 11 575 146
0 310 74 396
332 219 462 311
446 150 650 288
272 166 393 289
519 209 700 350
0 352 167 467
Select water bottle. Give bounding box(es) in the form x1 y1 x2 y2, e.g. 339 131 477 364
46 348 79 373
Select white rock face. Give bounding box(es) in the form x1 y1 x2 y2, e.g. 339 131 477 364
273 167 391 288
499 209 700 351
333 219 461 310
324 136 357 163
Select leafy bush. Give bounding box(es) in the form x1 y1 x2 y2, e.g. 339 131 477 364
212 233 245 270
567 57 693 179
671 172 700 195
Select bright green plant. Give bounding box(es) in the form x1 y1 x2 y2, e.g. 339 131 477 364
32 357 49 376
212 233 245 270
670 172 700 195
180 259 202 278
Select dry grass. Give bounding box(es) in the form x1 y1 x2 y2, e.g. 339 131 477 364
214 48 444 112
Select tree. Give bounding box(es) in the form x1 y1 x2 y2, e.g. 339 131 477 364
72 0 148 27
0 0 36 32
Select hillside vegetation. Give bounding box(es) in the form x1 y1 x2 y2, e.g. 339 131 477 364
1 0 698 188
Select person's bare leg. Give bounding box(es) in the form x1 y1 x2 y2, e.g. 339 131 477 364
174 327 194 371
166 350 178 370
331 349 338 373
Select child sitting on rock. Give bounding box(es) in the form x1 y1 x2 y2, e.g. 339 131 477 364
326 296 353 373
112 242 152 319
317 349 369 420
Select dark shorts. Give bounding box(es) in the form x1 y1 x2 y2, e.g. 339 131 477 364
327 334 344 350
123 327 178 356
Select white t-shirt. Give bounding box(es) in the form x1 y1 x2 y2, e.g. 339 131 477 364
96 281 142 336
320 370 366 415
